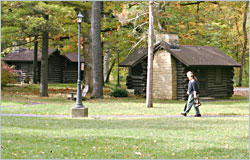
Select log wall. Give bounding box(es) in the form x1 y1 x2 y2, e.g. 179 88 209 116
48 54 62 83
6 54 83 84
176 59 235 99
126 59 147 94
176 60 188 100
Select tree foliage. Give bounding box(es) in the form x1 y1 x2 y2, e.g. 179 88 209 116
1 1 249 88
1 61 17 87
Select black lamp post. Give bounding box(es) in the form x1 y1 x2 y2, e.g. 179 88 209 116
74 12 84 109
116 50 121 88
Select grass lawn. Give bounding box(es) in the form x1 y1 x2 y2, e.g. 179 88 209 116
1 83 249 159
1 98 249 116
2 116 249 159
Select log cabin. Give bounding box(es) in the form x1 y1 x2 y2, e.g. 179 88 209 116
4 48 84 83
119 33 241 100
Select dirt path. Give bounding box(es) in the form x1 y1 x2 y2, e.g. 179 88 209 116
1 113 248 118
234 87 249 97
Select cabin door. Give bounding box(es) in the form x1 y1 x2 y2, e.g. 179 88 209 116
197 68 208 97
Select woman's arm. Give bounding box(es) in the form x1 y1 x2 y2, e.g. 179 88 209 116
193 91 197 99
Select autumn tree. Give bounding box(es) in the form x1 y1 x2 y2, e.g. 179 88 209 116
1 1 77 96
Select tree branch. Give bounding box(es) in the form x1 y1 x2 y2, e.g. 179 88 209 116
235 17 243 46
125 13 148 23
133 22 148 35
180 1 218 6
3 37 41 49
101 23 133 32
180 1 205 6
127 35 146 55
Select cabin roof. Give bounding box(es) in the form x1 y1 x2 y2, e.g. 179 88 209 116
119 41 241 67
4 49 84 63
119 48 147 67
63 52 84 63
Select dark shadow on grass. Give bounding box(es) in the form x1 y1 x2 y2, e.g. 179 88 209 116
2 116 248 131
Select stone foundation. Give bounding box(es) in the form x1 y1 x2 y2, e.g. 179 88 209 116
71 107 88 118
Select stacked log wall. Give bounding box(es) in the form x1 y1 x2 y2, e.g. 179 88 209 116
7 62 34 82
207 67 234 98
126 59 147 94
62 62 83 83
48 55 62 83
176 62 235 99
176 61 188 100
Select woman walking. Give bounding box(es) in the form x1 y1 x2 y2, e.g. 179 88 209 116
181 71 201 117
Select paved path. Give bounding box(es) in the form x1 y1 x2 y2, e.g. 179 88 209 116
234 87 249 97
1 113 248 118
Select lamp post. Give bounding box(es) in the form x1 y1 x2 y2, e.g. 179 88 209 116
116 50 121 88
72 12 88 117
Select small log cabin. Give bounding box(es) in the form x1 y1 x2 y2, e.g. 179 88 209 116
4 48 84 83
119 33 241 100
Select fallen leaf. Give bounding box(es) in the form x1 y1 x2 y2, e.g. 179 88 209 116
134 152 142 156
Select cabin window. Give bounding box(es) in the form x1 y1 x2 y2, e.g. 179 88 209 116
215 68 222 83
27 64 32 73
15 64 21 70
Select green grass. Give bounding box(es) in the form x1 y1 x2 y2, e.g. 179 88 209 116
1 100 30 107
1 99 249 116
2 116 249 159
1 83 249 159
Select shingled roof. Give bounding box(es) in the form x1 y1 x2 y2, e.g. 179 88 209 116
4 49 84 63
119 41 241 67
119 48 147 67
63 52 84 63
4 49 41 62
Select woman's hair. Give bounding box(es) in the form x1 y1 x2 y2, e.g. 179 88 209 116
187 71 198 81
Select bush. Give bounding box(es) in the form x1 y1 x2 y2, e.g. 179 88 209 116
109 87 128 97
1 61 16 87
24 76 30 83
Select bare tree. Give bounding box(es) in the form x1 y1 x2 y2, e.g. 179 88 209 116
146 1 154 108
33 35 38 84
238 1 249 86
40 14 49 97
103 44 111 83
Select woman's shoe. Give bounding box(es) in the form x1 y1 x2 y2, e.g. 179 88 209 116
181 112 187 116
194 114 201 117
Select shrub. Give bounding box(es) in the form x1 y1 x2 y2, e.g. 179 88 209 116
24 76 30 83
1 61 16 87
109 87 128 97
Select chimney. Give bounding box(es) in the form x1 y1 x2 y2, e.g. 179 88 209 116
156 32 180 49
12 41 19 53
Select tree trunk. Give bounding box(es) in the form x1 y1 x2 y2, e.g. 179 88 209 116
83 30 93 93
82 8 93 93
40 15 49 97
33 35 38 84
238 1 249 87
91 1 103 98
105 58 116 83
103 45 111 83
146 1 154 108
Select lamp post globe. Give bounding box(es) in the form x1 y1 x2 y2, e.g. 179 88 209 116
77 12 83 23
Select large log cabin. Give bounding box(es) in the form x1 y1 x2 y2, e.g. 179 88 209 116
4 48 84 83
119 33 241 100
